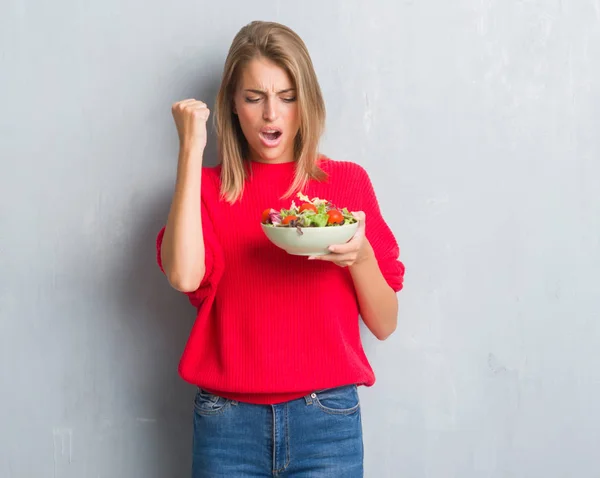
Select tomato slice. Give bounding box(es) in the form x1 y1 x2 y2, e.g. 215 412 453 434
282 215 298 225
299 203 317 213
327 209 344 225
261 208 272 224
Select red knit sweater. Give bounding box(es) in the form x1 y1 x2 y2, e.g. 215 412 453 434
156 156 405 404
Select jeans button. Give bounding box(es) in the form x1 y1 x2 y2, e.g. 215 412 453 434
311 393 317 399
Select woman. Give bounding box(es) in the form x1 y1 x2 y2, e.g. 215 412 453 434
157 20 405 477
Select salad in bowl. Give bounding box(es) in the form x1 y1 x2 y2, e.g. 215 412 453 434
260 192 359 256
261 192 357 232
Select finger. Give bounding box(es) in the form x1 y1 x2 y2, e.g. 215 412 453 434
186 102 208 112
323 258 352 268
328 241 360 254
352 211 366 224
352 211 366 222
352 212 366 232
172 99 195 109
328 226 364 253
309 252 355 263
193 108 210 120
174 100 207 111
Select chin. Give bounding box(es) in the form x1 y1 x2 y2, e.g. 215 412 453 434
254 145 293 163
260 150 283 162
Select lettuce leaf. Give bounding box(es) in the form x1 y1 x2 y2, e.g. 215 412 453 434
341 208 357 224
299 211 328 227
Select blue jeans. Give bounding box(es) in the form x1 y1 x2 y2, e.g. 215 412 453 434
192 385 364 477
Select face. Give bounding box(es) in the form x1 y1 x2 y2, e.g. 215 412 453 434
233 57 300 164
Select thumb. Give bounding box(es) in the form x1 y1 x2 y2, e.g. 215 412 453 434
352 211 366 226
351 211 366 236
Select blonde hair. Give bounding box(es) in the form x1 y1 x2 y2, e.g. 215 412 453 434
214 21 327 203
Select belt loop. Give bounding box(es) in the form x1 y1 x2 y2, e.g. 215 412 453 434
304 392 317 405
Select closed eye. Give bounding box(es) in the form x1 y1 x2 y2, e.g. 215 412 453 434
245 97 261 104
282 97 297 103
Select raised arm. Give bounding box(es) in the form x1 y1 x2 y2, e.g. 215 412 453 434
160 99 210 292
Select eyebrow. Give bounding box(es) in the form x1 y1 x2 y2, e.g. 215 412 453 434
244 88 296 95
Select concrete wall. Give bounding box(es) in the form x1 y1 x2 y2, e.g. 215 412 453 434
1 0 599 476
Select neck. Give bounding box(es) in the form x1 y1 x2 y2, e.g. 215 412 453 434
248 147 295 164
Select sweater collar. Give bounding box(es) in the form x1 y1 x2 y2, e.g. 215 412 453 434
246 159 296 177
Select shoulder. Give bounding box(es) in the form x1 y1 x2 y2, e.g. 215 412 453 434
318 155 371 183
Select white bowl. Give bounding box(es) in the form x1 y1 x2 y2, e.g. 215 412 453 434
261 222 359 256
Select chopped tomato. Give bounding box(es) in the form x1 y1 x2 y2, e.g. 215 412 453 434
261 209 272 224
327 209 344 225
282 215 298 225
299 203 317 213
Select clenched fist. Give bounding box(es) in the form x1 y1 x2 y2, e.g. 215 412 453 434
171 99 210 151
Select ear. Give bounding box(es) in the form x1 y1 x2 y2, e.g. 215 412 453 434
232 99 238 115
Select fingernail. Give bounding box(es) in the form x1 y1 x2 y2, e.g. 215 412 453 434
328 246 335 252
308 256 315 260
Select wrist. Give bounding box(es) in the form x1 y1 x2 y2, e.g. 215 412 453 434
179 144 205 162
351 240 375 269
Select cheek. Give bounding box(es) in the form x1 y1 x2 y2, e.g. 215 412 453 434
283 105 300 129
237 107 259 131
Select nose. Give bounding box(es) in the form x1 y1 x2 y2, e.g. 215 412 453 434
263 97 278 122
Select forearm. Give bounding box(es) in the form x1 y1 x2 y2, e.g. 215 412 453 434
349 241 398 340
161 146 205 292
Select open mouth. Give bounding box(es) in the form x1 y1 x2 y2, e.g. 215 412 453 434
261 131 282 141
259 128 283 147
